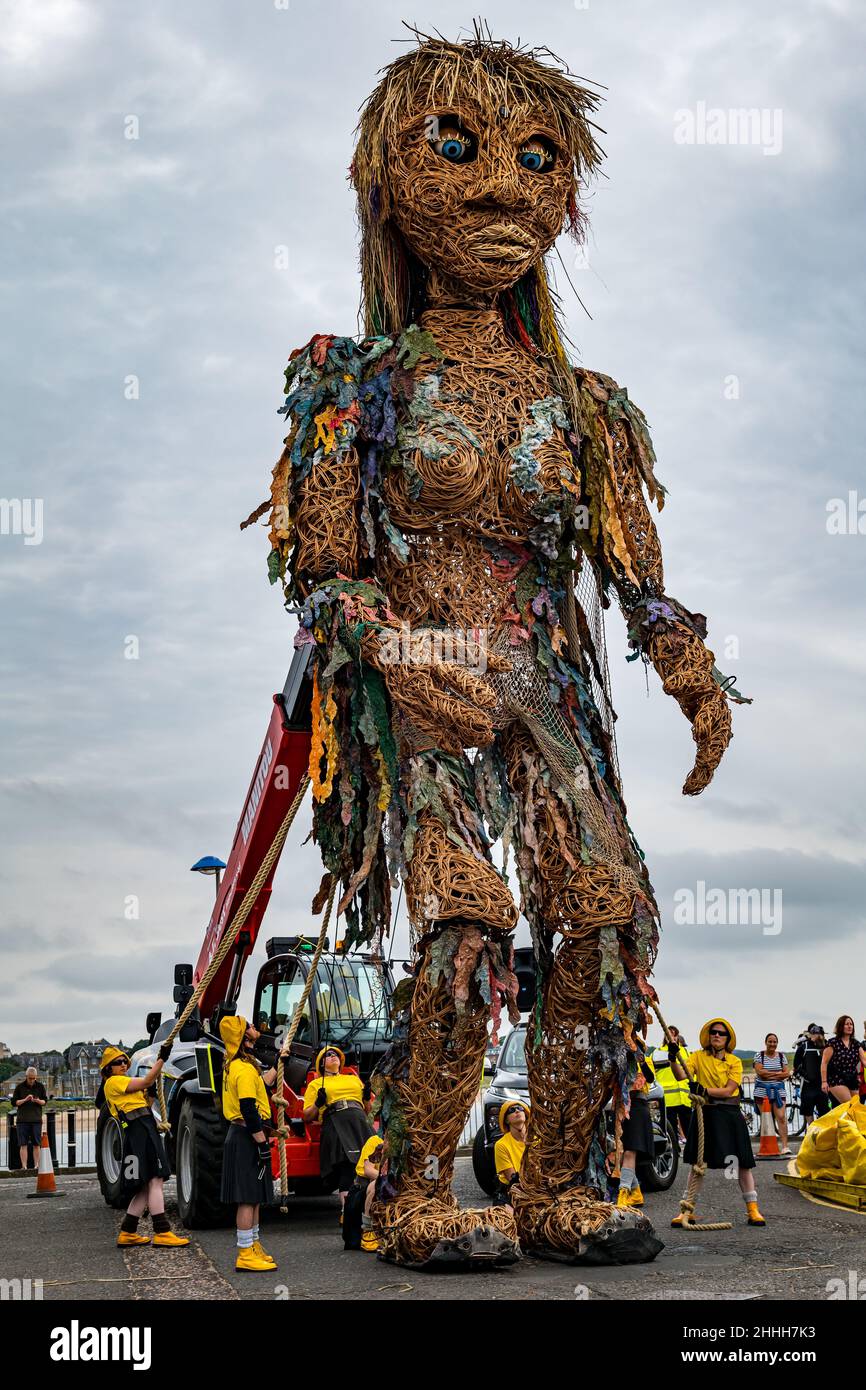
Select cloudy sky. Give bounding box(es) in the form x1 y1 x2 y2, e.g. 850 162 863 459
2 0 864 1056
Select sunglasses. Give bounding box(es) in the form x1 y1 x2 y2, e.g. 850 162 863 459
708 1029 728 1037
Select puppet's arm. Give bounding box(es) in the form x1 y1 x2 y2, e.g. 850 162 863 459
575 369 749 795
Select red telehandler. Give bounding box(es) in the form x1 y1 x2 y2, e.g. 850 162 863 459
96 648 396 1226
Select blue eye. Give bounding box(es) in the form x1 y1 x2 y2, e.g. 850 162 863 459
428 116 476 164
518 137 556 173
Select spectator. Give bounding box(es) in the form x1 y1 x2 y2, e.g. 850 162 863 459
11 1068 47 1169
753 1032 792 1155
821 1015 866 1105
793 1025 830 1123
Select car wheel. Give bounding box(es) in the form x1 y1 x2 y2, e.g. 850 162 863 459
175 1097 232 1228
95 1105 127 1209
639 1120 679 1193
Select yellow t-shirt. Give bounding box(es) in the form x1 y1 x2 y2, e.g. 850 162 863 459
104 1075 148 1119
303 1072 364 1120
494 1132 525 1184
688 1049 743 1094
355 1134 384 1178
222 1057 270 1124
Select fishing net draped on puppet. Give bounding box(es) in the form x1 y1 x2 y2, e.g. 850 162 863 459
246 29 748 1269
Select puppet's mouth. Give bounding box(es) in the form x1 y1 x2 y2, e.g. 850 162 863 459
463 222 535 261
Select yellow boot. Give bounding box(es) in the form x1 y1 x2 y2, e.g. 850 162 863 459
670 1210 697 1228
236 1246 277 1272
746 1200 766 1226
628 1185 644 1208
616 1186 632 1208
152 1230 190 1247
360 1230 379 1252
117 1231 150 1247
253 1240 275 1264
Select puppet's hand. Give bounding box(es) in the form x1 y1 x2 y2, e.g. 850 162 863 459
649 626 732 795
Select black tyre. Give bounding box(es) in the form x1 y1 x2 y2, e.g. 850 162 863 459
95 1105 126 1209
639 1120 679 1193
471 1125 497 1197
175 1096 232 1228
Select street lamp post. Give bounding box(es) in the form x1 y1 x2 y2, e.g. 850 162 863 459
190 855 227 901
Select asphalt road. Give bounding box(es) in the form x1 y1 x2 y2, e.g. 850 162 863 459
2 1149 864 1302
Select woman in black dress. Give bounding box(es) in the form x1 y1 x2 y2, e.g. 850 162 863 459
616 1053 656 1209
821 1015 866 1105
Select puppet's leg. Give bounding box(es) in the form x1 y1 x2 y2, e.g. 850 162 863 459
504 728 664 1264
372 810 521 1269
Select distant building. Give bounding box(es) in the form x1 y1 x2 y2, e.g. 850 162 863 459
0 1041 11 1060
60 1039 116 1098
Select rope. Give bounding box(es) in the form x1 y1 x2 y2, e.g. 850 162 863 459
155 774 311 1132
648 998 732 1231
273 878 337 1212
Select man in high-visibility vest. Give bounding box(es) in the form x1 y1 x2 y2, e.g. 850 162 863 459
652 1026 691 1142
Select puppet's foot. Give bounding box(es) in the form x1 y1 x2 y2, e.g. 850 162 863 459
514 1186 663 1265
376 1195 519 1270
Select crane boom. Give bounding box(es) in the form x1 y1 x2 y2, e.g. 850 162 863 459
192 646 313 1022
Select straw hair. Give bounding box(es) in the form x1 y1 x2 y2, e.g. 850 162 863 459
351 21 605 361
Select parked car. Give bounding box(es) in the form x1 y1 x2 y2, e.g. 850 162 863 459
472 1023 679 1196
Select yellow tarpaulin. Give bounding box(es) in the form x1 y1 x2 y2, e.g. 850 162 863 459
796 1098 866 1184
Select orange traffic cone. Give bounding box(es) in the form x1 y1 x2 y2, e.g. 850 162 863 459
26 1133 61 1198
757 1097 781 1159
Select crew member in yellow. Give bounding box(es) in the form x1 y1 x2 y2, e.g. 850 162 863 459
616 1051 655 1209
493 1100 528 1207
302 1046 374 1218
343 1134 385 1252
669 1018 766 1228
652 1025 691 1142
220 1015 280 1272
98 1044 190 1249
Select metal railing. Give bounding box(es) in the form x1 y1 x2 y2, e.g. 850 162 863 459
1 1107 99 1170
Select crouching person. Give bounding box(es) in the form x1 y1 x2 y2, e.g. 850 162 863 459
493 1101 529 1208
99 1044 190 1249
220 1016 279 1272
343 1135 384 1253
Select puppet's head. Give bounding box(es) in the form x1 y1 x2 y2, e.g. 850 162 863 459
352 25 604 348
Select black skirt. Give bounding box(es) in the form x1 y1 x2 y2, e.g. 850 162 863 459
621 1099 654 1161
119 1110 171 1201
220 1125 275 1207
320 1104 373 1190
683 1102 755 1170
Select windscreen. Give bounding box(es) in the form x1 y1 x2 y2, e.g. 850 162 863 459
500 1027 527 1073
314 957 392 1047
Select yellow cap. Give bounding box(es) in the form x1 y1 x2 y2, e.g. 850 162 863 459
699 1018 737 1051
99 1046 129 1072
219 1015 247 1064
498 1099 530 1133
315 1045 346 1073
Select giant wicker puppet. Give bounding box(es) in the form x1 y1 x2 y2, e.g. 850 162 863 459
255 30 747 1269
